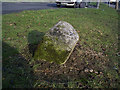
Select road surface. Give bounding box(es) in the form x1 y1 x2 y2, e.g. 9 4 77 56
2 2 119 14
2 2 98 14
2 2 58 14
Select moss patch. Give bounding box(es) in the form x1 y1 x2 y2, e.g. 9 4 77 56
34 35 71 64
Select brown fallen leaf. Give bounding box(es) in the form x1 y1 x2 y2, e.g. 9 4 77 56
14 23 16 26
38 23 40 25
102 48 106 51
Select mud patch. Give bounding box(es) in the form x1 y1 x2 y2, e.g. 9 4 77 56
25 41 119 88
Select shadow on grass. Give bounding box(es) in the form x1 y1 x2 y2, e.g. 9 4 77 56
28 30 45 56
2 41 35 88
118 10 120 52
117 10 120 71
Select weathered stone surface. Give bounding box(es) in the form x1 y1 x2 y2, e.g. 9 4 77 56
34 21 79 64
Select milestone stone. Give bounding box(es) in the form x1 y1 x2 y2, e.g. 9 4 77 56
34 21 79 64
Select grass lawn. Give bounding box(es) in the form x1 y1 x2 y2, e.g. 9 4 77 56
2 3 120 88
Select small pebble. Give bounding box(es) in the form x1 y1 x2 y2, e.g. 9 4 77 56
73 57 76 60
113 66 118 70
23 36 26 38
100 72 103 74
95 71 98 74
84 69 89 73
90 69 93 73
9 24 13 26
69 69 72 72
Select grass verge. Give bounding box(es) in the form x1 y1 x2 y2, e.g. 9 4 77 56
2 3 120 88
